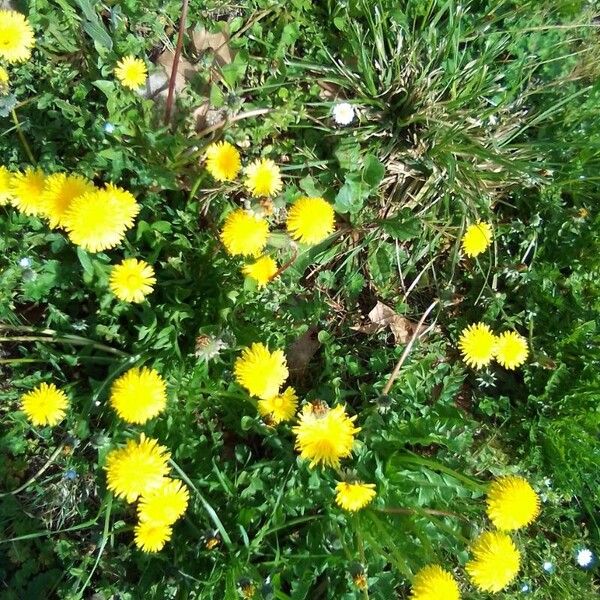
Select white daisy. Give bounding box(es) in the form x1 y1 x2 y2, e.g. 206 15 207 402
332 102 355 125
576 548 593 567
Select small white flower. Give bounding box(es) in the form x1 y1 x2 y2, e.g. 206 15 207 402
576 548 593 567
103 122 115 134
542 560 555 573
332 102 355 125
520 583 530 593
18 257 32 268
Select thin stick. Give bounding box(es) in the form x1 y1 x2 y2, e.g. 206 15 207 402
196 107 272 137
164 0 189 125
11 109 36 164
376 506 465 520
381 299 439 395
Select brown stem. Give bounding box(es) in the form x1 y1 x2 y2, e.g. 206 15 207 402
376 506 464 520
164 0 190 125
272 247 298 280
381 299 439 395
196 107 272 138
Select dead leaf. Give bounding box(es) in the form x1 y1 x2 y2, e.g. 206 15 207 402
156 49 199 95
191 25 234 67
351 301 424 344
286 327 321 375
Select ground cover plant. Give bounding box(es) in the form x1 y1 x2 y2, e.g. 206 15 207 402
0 0 599 598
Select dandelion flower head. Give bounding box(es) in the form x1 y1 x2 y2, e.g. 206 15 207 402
109 258 156 303
205 141 241 182
257 386 298 424
486 475 540 531
0 10 35 63
409 564 461 600
335 481 376 512
104 434 170 502
42 173 95 229
494 331 529 370
242 255 278 287
109 366 167 424
114 55 148 89
0 166 13 205
20 382 68 427
138 478 189 525
462 222 493 258
466 531 521 593
11 168 47 216
234 342 289 400
134 520 172 553
220 209 269 257
292 402 360 469
244 158 282 197
286 196 335 245
458 322 496 369
576 549 594 567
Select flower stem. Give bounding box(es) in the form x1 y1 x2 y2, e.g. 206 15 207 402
11 108 36 164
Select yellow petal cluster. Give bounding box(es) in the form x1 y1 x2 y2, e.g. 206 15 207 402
41 173 95 229
458 322 496 369
466 531 521 593
205 141 241 181
10 168 47 215
486 475 540 531
0 166 13 205
257 386 298 424
20 382 68 427
137 478 189 525
114 55 148 89
410 565 461 600
109 258 156 303
234 342 289 400
0 10 35 63
104 434 170 503
494 331 529 370
109 366 167 424
244 158 282 197
64 185 140 252
0 66 8 93
461 222 492 258
242 255 278 287
286 196 335 245
292 403 360 468
220 209 269 257
335 481 376 512
134 520 173 552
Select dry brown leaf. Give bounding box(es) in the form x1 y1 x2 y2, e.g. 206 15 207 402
156 49 199 94
351 301 424 344
191 25 234 67
286 327 321 375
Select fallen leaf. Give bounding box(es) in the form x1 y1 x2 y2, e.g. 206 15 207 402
191 24 234 67
351 301 425 344
286 327 321 375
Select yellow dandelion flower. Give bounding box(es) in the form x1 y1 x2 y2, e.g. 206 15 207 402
486 475 540 531
109 258 156 303
466 531 521 593
494 331 529 370
410 565 461 600
0 166 13 205
41 173 95 229
103 183 141 224
0 66 9 93
292 403 360 469
20 382 68 427
10 168 47 216
138 478 189 525
461 222 493 258
0 10 35 63
134 520 172 553
257 386 298 424
220 209 269 257
114 55 148 90
104 434 170 503
234 342 289 400
64 188 139 253
286 197 336 245
244 158 282 197
335 481 376 512
242 255 278 287
458 322 496 369
205 141 241 182
109 366 167 424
